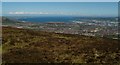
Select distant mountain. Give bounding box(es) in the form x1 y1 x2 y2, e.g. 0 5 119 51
2 17 23 25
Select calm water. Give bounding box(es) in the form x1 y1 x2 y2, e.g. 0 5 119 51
17 16 83 23
7 16 116 23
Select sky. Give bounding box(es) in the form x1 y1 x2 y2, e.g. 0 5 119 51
0 2 2 16
2 2 118 17
2 0 120 2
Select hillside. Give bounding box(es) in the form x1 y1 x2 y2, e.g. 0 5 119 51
2 17 23 25
2 27 120 64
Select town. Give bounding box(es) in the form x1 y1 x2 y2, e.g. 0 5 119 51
2 17 119 39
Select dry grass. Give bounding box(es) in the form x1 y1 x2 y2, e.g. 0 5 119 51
2 27 120 64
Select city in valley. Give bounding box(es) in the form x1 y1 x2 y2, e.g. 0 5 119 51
2 17 119 39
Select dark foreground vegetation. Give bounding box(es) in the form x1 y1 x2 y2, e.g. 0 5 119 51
2 27 120 64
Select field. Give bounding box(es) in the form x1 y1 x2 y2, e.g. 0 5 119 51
2 27 120 64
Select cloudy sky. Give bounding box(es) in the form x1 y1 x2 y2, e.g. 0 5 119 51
2 2 118 17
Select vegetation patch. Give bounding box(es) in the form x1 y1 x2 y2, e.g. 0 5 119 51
2 27 120 64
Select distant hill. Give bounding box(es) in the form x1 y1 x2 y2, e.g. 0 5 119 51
2 17 23 25
2 27 120 64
